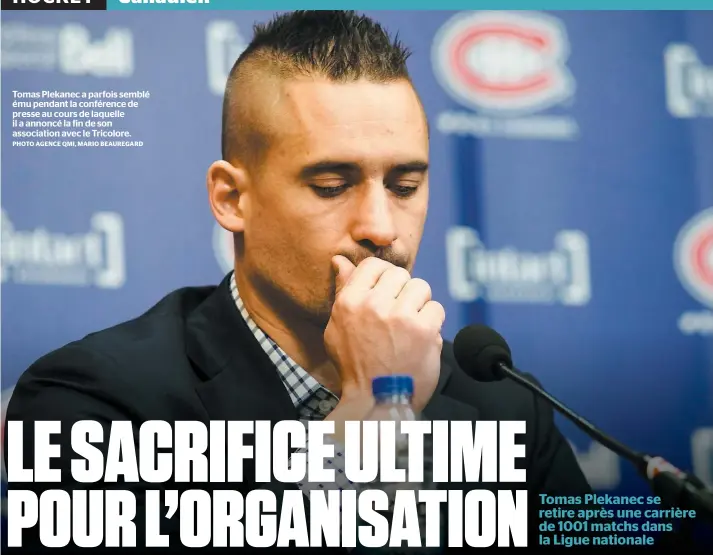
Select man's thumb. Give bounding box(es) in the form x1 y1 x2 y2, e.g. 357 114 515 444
332 255 356 293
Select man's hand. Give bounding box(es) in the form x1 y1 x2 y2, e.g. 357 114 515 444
324 255 445 419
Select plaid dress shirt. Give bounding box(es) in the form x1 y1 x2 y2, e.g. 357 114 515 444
230 273 354 494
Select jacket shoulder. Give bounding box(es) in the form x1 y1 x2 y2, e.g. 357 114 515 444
56 283 215 360
9 284 219 419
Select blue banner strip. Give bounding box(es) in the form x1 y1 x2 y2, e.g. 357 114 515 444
108 0 713 10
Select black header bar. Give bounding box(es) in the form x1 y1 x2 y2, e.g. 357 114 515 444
2 0 107 10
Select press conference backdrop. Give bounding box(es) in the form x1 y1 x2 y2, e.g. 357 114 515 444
1 8 713 529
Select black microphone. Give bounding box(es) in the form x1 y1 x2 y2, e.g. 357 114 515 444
453 323 713 525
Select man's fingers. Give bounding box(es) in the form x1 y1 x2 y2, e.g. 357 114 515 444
417 300 446 331
371 266 412 301
335 256 393 296
393 278 432 311
333 255 357 296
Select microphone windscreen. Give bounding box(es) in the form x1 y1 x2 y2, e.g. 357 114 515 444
453 324 513 382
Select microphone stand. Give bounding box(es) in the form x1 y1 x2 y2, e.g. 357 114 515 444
498 363 713 545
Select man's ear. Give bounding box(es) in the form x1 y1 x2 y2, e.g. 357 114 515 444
206 160 249 233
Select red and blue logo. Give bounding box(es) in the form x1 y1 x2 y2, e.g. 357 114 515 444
674 207 713 309
432 11 575 115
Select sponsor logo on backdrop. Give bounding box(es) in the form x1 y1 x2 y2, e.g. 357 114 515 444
58 23 133 78
664 43 713 118
674 207 713 335
570 441 620 490
432 11 578 140
206 20 248 95
213 222 234 274
446 227 590 305
1 209 126 289
1 21 133 77
692 427 713 488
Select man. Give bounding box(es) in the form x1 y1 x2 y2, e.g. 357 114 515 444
6 10 593 552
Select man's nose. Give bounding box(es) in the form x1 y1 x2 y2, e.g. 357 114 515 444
350 184 398 248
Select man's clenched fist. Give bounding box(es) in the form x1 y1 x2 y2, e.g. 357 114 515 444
324 254 445 414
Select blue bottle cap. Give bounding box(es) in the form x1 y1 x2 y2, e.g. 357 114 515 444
372 375 414 397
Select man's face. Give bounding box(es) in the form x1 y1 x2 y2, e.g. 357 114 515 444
241 77 429 324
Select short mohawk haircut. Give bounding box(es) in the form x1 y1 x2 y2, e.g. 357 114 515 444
221 10 413 161
242 10 412 80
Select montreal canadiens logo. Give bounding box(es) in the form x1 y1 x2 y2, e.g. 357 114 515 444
432 11 575 114
674 207 713 308
212 223 234 274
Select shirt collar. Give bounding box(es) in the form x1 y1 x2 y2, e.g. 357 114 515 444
229 273 338 417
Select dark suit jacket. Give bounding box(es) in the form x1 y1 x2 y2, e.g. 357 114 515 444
5 274 595 552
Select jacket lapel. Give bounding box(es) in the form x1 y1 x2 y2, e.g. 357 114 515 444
185 274 298 492
183 275 347 552
185 274 297 423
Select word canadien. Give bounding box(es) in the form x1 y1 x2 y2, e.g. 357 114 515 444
5 419 529 549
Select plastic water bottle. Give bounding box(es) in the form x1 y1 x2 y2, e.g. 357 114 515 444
359 375 440 554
